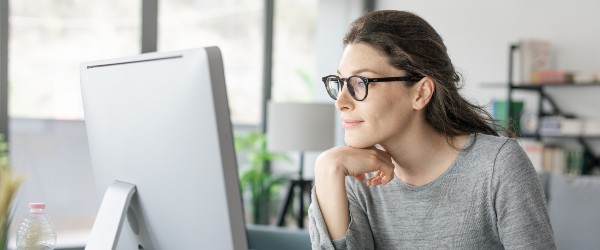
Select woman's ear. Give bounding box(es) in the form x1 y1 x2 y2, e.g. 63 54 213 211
412 77 434 110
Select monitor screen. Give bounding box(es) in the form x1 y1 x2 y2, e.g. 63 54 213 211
80 47 248 250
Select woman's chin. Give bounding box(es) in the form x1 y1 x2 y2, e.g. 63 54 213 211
344 135 376 149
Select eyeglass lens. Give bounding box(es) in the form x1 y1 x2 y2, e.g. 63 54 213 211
326 76 367 100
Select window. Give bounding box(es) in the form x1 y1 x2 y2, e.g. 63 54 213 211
9 0 140 119
271 0 318 102
159 0 264 125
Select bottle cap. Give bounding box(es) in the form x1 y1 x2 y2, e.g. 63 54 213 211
29 203 46 209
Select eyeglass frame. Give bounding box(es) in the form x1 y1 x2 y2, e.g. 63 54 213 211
321 74 423 101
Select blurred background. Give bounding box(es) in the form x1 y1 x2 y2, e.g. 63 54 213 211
1 0 599 249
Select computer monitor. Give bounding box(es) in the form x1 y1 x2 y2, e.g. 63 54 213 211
80 47 248 250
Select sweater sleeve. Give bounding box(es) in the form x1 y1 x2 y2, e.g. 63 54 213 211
308 180 375 250
492 139 556 249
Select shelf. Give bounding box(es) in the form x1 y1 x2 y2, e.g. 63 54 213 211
513 82 600 89
502 43 600 174
519 134 600 140
482 82 600 89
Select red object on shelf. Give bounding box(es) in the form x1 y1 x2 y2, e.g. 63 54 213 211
532 70 571 84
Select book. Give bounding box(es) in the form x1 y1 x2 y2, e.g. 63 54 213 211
542 145 567 175
491 99 524 132
519 39 553 84
521 140 544 173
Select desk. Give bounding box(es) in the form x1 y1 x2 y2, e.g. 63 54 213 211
247 224 311 250
8 217 91 250
8 222 311 250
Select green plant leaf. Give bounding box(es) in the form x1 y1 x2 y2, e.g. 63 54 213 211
234 131 293 224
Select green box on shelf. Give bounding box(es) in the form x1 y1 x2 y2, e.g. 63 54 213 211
492 99 524 132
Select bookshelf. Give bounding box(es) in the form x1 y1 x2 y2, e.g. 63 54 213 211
501 44 600 174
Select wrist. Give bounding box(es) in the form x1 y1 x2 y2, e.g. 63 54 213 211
315 153 346 180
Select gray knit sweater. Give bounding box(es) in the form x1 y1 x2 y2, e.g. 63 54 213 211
308 134 556 249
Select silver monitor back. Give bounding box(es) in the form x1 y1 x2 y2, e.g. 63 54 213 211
80 47 247 250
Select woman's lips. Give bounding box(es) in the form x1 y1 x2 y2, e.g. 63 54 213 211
342 120 363 128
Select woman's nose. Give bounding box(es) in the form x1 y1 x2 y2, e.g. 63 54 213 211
335 83 354 111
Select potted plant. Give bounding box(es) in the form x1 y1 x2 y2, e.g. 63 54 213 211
234 132 290 225
0 134 25 249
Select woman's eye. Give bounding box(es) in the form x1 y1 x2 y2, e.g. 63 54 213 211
357 81 366 88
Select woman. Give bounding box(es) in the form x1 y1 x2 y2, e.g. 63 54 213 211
308 10 555 249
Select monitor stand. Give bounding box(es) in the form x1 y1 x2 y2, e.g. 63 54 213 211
85 181 137 250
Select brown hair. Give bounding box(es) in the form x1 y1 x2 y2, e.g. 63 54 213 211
343 10 499 145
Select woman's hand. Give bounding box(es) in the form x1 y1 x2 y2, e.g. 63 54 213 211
313 146 395 240
317 146 395 186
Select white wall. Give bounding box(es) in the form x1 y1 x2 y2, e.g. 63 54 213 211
378 0 600 116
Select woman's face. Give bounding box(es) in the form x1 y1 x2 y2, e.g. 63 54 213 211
336 42 418 148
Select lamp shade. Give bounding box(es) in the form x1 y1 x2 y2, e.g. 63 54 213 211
267 102 336 152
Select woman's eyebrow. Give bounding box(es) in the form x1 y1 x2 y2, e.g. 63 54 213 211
336 68 380 76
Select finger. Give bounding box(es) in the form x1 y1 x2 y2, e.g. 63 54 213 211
353 173 365 183
374 150 395 177
363 150 393 176
366 172 377 186
376 164 395 185
368 175 383 186
372 169 394 186
380 173 393 184
370 153 394 184
368 172 382 185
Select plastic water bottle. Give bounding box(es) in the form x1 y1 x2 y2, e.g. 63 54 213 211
16 203 57 250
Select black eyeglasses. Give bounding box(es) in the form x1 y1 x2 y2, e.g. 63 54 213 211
322 75 423 101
